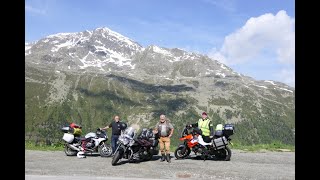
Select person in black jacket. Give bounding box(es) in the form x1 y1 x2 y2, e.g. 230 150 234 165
100 115 126 154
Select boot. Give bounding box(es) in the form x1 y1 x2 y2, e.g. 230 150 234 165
166 154 171 163
160 154 165 162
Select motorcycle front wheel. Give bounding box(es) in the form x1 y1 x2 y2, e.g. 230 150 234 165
98 144 112 157
174 146 191 159
112 150 123 166
64 144 77 156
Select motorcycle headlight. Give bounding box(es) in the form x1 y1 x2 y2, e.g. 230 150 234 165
121 137 130 145
129 139 135 146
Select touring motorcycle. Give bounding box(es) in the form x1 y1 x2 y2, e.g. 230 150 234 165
111 127 159 166
174 124 234 161
61 124 112 157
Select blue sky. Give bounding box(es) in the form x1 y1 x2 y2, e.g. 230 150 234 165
26 0 295 87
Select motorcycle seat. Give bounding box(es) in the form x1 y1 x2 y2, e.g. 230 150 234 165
214 130 223 137
75 137 87 141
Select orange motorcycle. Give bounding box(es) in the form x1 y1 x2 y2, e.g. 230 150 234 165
174 124 234 161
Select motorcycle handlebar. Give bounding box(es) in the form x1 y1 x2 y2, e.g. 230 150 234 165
97 128 106 132
185 125 193 130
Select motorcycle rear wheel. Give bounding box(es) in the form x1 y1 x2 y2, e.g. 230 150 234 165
174 147 191 159
112 151 121 166
64 145 77 156
215 146 232 161
99 144 112 157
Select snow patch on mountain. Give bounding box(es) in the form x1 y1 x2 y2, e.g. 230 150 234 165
254 85 268 89
78 47 135 70
95 40 104 45
25 45 32 51
51 40 60 44
278 87 293 93
68 53 76 58
152 46 172 56
47 32 73 39
96 27 141 50
216 72 226 78
51 40 74 52
205 69 214 75
25 50 32 56
265 80 276 85
25 43 32 56
220 64 228 70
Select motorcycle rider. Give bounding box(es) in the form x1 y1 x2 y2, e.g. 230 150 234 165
100 115 127 154
154 114 174 163
67 122 86 158
69 122 82 137
189 112 214 143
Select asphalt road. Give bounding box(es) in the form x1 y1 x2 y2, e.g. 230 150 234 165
25 149 295 180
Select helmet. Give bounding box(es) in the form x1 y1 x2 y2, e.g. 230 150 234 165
120 122 127 130
192 127 202 135
77 151 86 158
70 122 81 129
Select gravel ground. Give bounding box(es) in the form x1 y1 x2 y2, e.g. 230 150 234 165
25 149 295 180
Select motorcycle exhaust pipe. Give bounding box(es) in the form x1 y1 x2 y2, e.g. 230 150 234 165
67 144 80 151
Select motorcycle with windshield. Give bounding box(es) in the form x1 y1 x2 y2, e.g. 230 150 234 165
111 127 159 166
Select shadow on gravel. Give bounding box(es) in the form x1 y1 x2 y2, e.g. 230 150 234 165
112 155 167 166
174 155 228 161
113 160 131 166
150 155 162 161
83 153 101 157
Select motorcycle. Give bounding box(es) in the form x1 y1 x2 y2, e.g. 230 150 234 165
61 124 112 157
174 124 234 161
111 127 159 166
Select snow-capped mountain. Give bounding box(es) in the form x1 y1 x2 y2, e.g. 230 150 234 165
25 27 142 71
25 27 294 92
25 27 295 146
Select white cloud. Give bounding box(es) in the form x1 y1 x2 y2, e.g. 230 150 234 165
209 48 227 64
25 5 46 14
210 10 295 65
209 10 295 87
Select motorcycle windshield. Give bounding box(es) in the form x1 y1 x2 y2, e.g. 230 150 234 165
118 136 130 145
123 127 135 138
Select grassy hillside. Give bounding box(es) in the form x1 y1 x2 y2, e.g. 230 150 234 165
25 66 295 147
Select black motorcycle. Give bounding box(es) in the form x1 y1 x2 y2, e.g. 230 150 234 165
111 127 159 166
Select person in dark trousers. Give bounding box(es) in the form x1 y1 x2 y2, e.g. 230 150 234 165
100 115 123 154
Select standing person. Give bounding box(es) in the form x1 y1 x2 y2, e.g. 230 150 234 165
100 115 126 154
189 112 214 143
154 114 174 163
